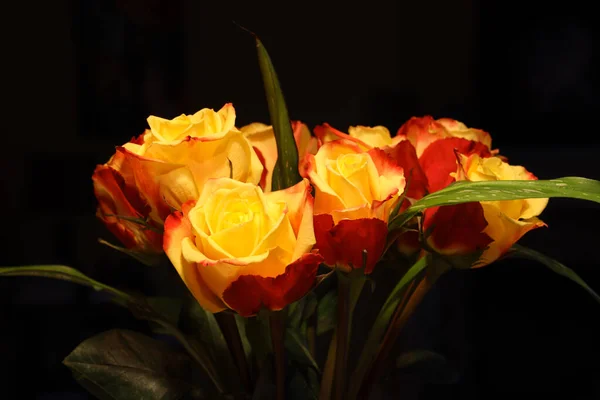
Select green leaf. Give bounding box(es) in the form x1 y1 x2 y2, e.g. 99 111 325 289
0 265 226 395
63 329 204 400
245 309 273 365
146 297 183 334
251 354 276 400
389 177 600 231
395 349 458 384
178 295 239 387
506 244 600 304
288 292 318 330
288 367 319 400
98 238 163 267
316 290 337 336
0 265 132 305
234 314 253 365
255 37 301 191
285 328 321 374
348 255 429 399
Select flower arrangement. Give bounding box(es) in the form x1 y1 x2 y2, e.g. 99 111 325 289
2 37 599 400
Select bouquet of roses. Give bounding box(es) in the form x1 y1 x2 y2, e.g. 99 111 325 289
2 37 599 400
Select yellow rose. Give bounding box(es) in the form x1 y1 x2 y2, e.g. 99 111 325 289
163 178 322 316
456 153 548 266
147 103 236 144
307 139 405 222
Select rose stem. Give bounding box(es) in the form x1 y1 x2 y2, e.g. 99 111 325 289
357 276 433 399
307 311 317 358
214 312 253 394
269 310 286 400
333 272 350 400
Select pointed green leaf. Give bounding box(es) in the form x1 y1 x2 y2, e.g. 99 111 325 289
348 255 430 399
98 238 163 267
178 295 240 388
316 290 337 336
63 329 205 400
234 314 253 365
255 38 301 190
288 366 319 400
245 309 273 365
506 244 600 304
146 297 183 334
390 177 600 231
288 292 318 330
0 265 132 304
285 328 321 374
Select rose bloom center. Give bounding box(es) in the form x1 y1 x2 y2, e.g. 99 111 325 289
337 153 368 178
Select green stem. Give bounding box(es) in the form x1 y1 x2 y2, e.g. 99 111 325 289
215 312 253 394
307 313 316 359
357 274 433 399
347 255 429 400
333 273 350 400
270 310 286 400
319 331 337 400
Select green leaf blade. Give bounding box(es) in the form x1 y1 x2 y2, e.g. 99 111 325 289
506 244 600 304
0 265 132 303
348 256 429 399
63 329 205 400
390 177 600 231
256 38 301 191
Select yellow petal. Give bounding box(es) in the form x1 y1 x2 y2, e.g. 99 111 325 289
163 212 225 312
479 203 546 266
158 167 199 211
306 154 346 214
241 123 277 191
348 125 393 148
264 179 311 235
326 159 369 208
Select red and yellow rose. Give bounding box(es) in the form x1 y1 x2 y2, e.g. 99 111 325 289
305 139 406 273
92 104 264 253
163 177 322 316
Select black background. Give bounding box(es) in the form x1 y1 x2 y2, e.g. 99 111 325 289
1 1 598 399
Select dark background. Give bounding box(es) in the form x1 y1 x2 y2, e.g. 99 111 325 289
1 0 598 399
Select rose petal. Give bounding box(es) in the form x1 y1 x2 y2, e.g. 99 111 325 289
163 208 226 313
92 164 162 252
396 116 448 157
264 179 311 236
253 146 270 191
383 140 428 200
348 125 393 148
423 203 493 256
478 204 547 267
314 123 370 149
314 215 388 274
241 123 277 192
222 252 322 317
367 147 406 202
419 137 491 193
293 121 318 159
116 146 182 221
